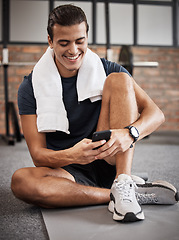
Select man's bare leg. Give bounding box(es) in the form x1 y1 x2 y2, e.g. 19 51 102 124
96 73 145 222
11 167 110 208
97 72 138 176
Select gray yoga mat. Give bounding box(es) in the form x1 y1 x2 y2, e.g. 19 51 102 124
41 133 179 240
41 204 179 240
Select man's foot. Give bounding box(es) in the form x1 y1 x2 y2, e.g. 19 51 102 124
136 180 179 205
108 174 145 222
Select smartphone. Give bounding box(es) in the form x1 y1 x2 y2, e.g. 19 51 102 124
92 130 111 149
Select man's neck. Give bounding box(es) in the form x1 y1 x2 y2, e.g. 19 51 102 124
54 55 78 78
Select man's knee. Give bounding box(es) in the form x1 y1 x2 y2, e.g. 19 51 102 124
11 167 42 204
11 168 31 199
11 167 69 207
11 168 26 194
105 72 134 94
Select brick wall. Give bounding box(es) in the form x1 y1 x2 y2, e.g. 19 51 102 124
0 45 48 135
132 47 179 131
0 44 179 135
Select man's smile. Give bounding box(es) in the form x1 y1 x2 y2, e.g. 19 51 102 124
64 53 82 61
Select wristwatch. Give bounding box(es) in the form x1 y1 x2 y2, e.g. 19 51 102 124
124 126 139 148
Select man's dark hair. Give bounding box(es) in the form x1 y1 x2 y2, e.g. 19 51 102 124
47 4 89 41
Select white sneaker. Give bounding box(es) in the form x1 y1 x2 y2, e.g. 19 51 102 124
108 174 145 222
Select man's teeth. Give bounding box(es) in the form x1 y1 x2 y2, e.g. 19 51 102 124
66 55 79 60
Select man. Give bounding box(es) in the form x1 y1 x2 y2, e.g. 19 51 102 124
11 5 165 222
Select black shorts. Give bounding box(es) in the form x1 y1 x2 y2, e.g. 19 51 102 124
62 160 116 189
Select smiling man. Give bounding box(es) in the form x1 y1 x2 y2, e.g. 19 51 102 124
48 22 88 77
11 5 165 222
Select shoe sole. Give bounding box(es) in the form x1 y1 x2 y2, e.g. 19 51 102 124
136 181 179 205
108 201 145 222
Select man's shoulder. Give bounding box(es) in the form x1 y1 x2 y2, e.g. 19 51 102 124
18 71 36 115
100 58 131 76
18 72 33 95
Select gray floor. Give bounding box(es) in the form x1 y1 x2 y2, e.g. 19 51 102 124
0 132 179 240
0 137 49 240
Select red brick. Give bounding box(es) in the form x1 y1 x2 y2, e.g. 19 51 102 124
165 90 179 97
16 67 33 76
22 46 42 53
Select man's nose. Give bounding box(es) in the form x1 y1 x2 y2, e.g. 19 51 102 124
68 43 78 55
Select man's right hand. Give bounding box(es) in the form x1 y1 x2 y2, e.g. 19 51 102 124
69 138 106 165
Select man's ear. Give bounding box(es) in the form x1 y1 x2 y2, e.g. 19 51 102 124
48 35 53 48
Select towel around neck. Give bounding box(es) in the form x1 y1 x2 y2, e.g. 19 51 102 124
32 47 106 133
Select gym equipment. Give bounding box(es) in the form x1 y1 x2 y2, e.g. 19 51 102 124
0 48 36 145
119 45 158 76
119 45 133 75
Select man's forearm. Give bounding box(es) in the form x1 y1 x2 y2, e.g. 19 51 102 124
132 104 165 141
30 138 103 168
31 147 74 168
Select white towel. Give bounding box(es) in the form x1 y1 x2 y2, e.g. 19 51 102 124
32 47 106 133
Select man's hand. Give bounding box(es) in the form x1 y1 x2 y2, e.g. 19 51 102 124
70 138 107 165
94 129 134 160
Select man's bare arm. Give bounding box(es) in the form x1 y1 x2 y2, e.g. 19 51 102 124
132 77 165 140
20 115 105 168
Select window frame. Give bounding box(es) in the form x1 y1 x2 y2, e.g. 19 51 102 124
1 0 178 47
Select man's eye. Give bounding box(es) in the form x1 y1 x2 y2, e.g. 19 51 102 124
58 42 68 47
60 43 68 47
77 41 84 45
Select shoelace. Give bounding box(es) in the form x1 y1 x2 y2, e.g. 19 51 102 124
136 192 158 204
115 180 137 202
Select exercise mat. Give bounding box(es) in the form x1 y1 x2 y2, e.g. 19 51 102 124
41 203 179 240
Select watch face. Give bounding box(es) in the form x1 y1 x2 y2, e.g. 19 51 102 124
131 127 139 137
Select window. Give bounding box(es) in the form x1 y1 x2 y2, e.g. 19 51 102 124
110 3 133 45
138 4 172 45
96 2 106 44
10 0 48 43
2 0 177 47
